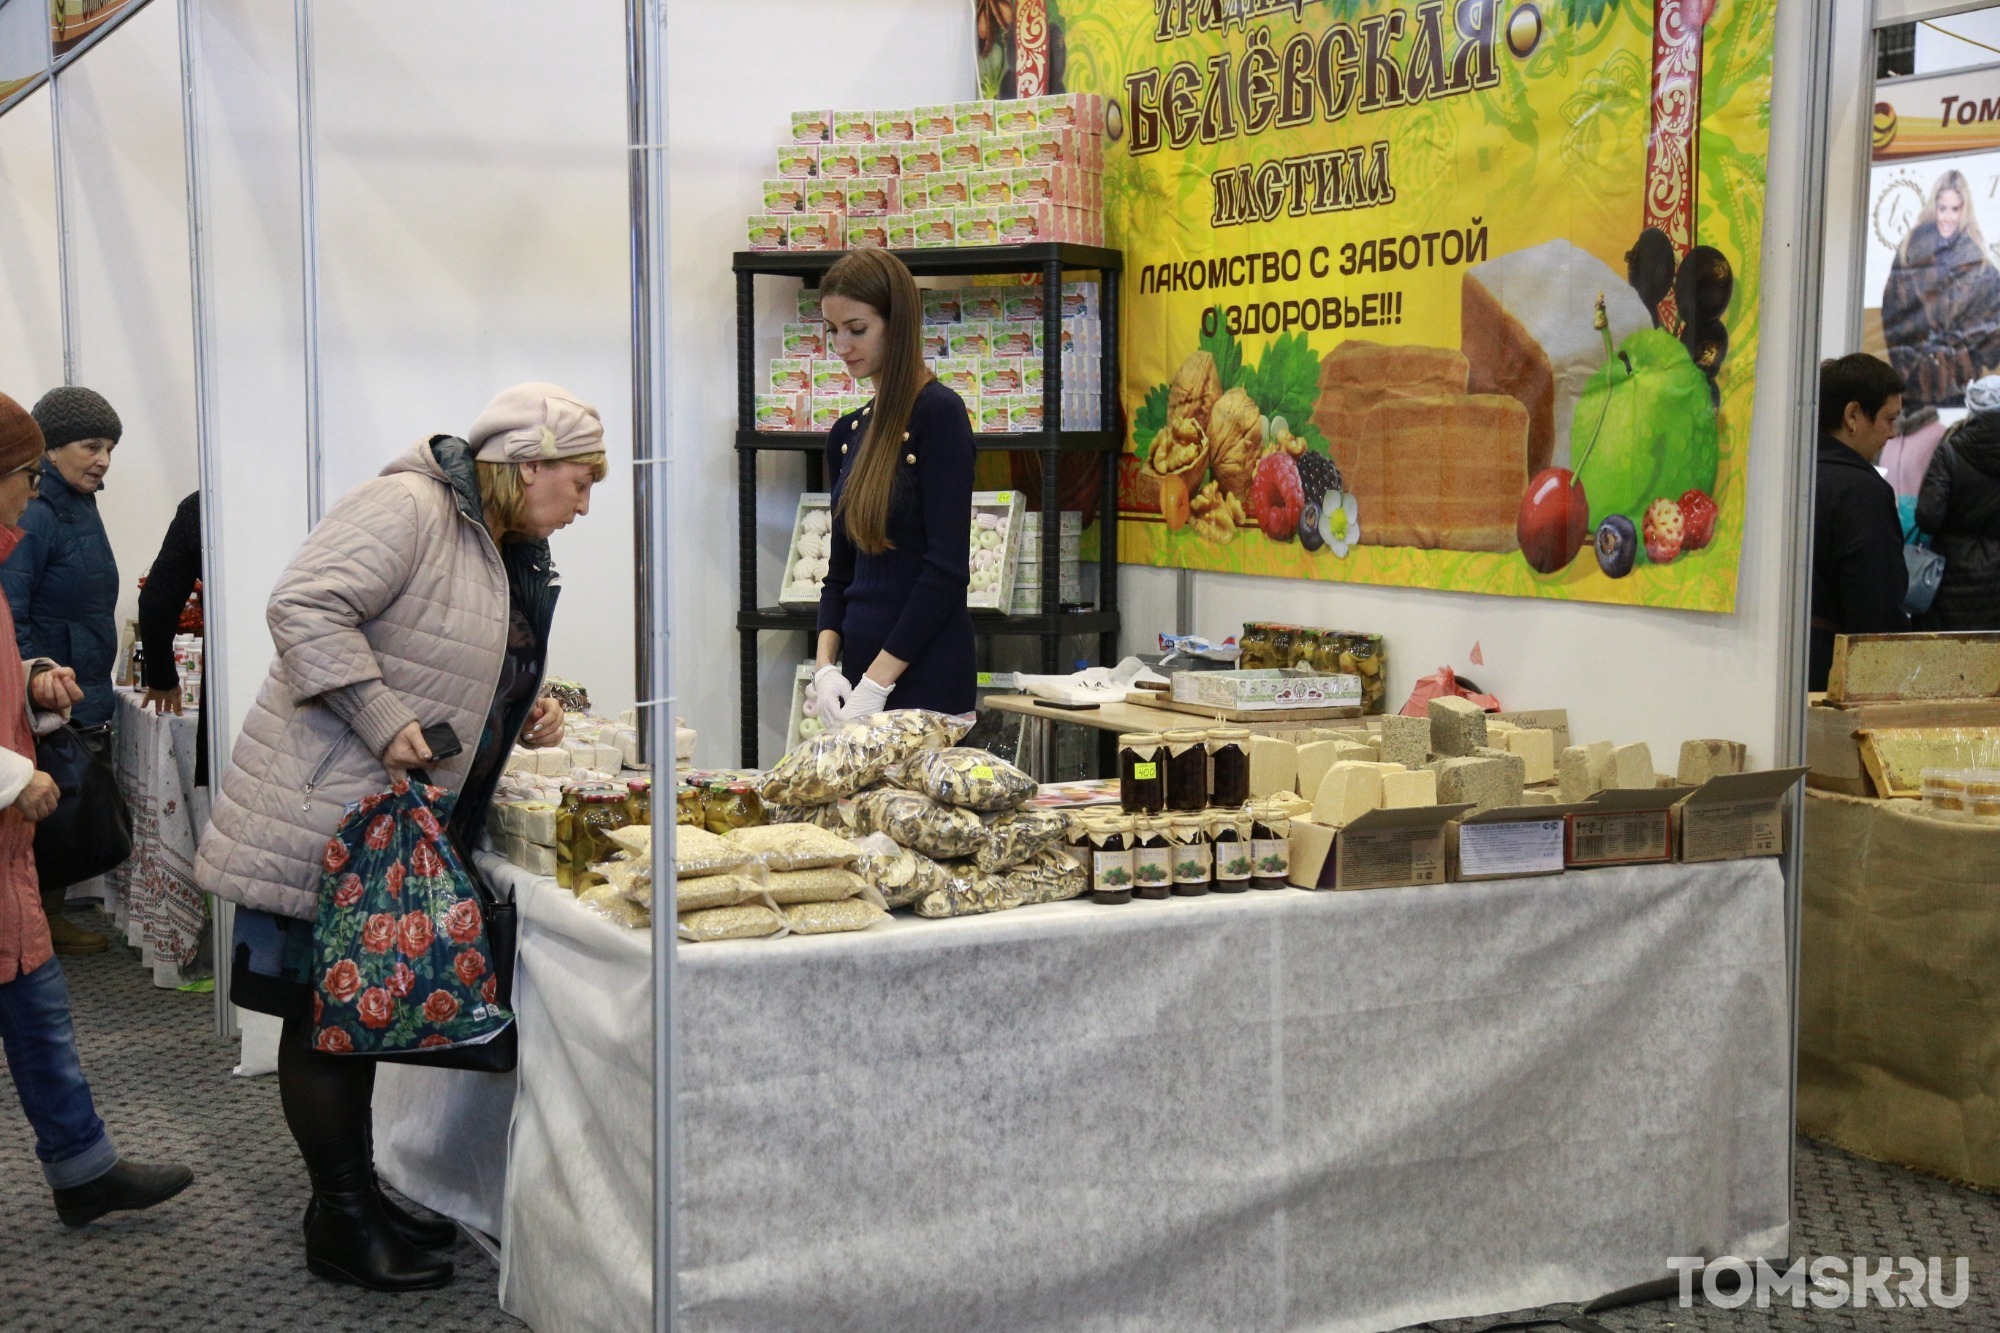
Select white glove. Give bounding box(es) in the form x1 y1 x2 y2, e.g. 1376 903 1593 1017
840 674 894 722
806 665 852 720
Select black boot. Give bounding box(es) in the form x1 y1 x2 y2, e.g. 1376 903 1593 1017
298 1140 454 1291
304 1189 458 1251
52 1159 193 1227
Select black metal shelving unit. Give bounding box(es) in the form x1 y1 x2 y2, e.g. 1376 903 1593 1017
734 242 1124 767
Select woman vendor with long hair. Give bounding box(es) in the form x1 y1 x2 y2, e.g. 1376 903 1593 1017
1882 168 2000 408
808 249 976 723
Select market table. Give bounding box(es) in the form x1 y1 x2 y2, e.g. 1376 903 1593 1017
102 688 209 987
379 855 1789 1333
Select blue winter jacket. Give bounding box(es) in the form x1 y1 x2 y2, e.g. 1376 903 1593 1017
1 465 120 727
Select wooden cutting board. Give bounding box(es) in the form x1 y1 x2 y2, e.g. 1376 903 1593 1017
1123 691 1363 723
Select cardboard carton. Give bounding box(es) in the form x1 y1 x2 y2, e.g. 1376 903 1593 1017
1288 805 1471 891
1565 786 1694 867
1452 803 1589 880
1675 767 1807 862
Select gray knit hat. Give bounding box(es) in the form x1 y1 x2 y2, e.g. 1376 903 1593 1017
31 386 122 451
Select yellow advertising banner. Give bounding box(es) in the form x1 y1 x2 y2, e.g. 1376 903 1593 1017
1040 0 1773 611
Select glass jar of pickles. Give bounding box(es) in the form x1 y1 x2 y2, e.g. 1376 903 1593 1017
1290 627 1319 669
704 781 764 835
1267 624 1295 669
676 782 704 827
568 788 631 891
625 777 652 827
555 785 587 889
1238 623 1272 670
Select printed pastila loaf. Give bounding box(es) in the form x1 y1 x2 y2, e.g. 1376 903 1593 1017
1460 238 1653 475
1312 340 1529 553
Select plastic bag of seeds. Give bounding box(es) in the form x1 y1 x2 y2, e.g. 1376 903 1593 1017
764 866 868 905
852 787 986 860
724 822 861 872
677 902 787 943
989 844 1087 905
672 871 760 914
758 709 973 806
974 808 1068 873
674 825 752 878
578 883 650 930
782 898 887 935
911 860 1023 918
902 747 1038 812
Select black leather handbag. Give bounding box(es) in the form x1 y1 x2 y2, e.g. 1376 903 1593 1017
33 724 133 891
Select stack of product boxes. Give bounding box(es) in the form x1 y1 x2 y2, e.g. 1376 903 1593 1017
757 280 1104 435
746 95 1106 253
1011 510 1083 614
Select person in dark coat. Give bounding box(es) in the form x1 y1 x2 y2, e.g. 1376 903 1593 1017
1882 169 2000 409
136 492 207 787
1 387 123 955
1812 354 1909 692
809 249 976 723
1915 375 2000 631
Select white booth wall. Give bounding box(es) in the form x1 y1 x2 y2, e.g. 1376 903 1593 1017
667 0 978 763
55 0 200 652
0 85 62 399
304 0 636 717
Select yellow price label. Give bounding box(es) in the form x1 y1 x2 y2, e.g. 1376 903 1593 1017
1133 762 1158 780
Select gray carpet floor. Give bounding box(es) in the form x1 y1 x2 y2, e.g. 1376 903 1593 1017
0 909 521 1332
4 910 1996 1331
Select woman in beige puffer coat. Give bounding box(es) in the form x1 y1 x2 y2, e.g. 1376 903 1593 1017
197 383 605 1293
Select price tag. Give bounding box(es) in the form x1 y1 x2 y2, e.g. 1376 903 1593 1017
976 672 994 687
973 766 995 780
1133 762 1158 780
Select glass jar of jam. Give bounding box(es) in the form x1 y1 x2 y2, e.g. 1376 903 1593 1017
1169 815 1211 896
1131 819 1173 899
1249 803 1291 890
625 777 652 827
1210 812 1252 892
1206 726 1250 807
1086 817 1133 905
1163 729 1209 812
1118 732 1165 814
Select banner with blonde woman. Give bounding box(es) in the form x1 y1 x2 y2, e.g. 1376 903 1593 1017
1004 0 1773 612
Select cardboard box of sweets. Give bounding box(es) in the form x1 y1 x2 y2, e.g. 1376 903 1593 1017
1288 806 1472 891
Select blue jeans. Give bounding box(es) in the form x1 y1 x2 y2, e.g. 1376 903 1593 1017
0 958 117 1188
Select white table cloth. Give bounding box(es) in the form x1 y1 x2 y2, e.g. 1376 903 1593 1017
103 688 207 984
379 857 1790 1333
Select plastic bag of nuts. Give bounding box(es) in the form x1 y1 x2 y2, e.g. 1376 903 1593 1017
851 787 986 860
973 808 1068 873
758 710 973 806
901 747 1038 812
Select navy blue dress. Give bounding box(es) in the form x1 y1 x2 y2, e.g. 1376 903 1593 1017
818 379 976 715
